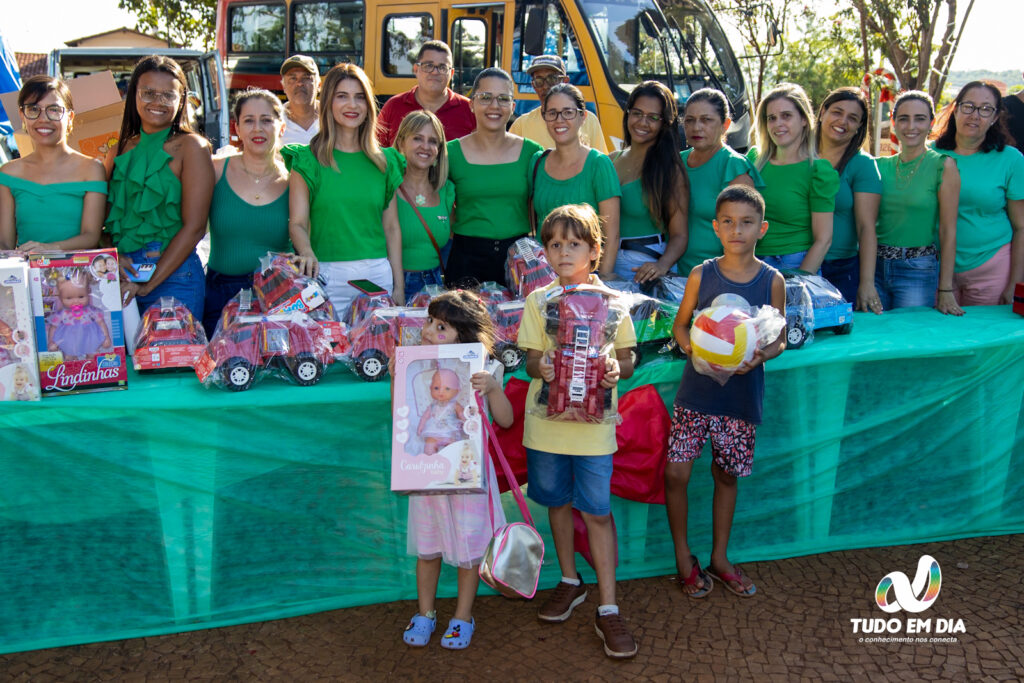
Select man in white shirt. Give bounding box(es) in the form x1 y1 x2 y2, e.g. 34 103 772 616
510 55 608 152
280 55 320 145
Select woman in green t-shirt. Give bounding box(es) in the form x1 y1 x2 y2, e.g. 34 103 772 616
934 81 1024 306
611 81 688 283
815 87 882 309
531 84 621 277
748 83 839 274
284 63 405 311
393 110 455 298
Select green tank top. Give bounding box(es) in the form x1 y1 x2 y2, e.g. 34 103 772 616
0 174 106 246
207 158 291 275
618 178 660 239
106 127 183 252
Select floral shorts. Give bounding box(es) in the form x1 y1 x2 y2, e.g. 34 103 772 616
667 406 757 477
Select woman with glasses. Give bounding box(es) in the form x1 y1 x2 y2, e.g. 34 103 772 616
677 88 760 275
530 83 620 276
284 63 405 311
610 81 687 282
445 67 543 286
104 55 214 320
874 91 961 314
934 81 1024 306
0 76 106 252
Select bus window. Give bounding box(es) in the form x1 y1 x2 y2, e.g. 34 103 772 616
229 3 286 52
451 17 487 95
514 3 588 90
382 14 434 77
293 1 365 55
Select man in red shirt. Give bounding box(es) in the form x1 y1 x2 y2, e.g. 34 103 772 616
377 40 475 147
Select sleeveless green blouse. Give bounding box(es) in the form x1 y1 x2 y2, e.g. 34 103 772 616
106 127 183 252
0 174 106 245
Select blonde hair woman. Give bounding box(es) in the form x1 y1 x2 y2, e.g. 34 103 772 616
283 63 405 310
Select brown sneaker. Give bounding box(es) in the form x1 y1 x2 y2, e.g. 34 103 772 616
594 611 638 659
537 577 588 623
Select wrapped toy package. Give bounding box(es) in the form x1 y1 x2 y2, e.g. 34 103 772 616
391 343 488 494
28 249 128 396
253 252 336 320
529 284 630 424
348 306 427 381
689 293 786 386
505 237 556 298
133 297 209 371
494 300 526 371
0 257 41 401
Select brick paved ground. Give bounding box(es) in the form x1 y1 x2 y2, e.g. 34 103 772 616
3 534 1022 681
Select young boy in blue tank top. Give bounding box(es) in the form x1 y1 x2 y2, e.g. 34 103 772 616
665 185 786 599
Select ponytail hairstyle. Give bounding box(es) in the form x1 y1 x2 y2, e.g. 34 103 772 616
751 82 817 171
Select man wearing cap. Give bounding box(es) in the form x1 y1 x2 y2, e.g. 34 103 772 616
280 55 320 146
377 40 476 147
510 55 608 152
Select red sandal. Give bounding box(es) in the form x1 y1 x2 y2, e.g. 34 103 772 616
677 554 714 598
706 564 756 597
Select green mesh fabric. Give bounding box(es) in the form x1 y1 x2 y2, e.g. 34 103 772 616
1 307 1022 653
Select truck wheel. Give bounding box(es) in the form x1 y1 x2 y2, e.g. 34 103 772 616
833 323 853 335
356 349 388 381
498 344 525 371
289 353 324 386
222 357 254 391
787 325 806 350
630 347 643 367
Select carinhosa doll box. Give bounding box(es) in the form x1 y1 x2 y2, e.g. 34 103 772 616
391 343 487 494
28 249 128 395
0 257 41 401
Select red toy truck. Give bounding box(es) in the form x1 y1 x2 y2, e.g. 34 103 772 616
133 297 208 371
348 307 427 381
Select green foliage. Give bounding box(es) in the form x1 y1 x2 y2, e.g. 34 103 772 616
118 0 217 50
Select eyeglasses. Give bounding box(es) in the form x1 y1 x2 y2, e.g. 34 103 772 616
531 74 565 89
542 108 582 122
21 104 67 121
957 102 996 118
628 109 663 124
474 93 514 106
139 89 182 105
416 62 452 74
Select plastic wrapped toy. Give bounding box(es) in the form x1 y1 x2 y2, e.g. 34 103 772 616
347 306 427 381
689 294 786 385
782 271 852 350
505 237 556 298
408 284 447 309
529 284 630 424
345 287 396 327
133 297 209 371
494 300 526 371
476 281 514 313
253 252 337 322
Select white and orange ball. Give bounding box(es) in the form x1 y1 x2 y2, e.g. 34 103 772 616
689 306 756 372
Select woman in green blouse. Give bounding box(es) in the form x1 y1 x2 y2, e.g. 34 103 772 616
0 76 105 252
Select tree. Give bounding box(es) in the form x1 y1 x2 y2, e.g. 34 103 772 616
710 0 796 103
118 0 217 51
770 8 864 107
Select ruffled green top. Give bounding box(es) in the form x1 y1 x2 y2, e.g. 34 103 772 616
0 174 107 245
106 127 182 252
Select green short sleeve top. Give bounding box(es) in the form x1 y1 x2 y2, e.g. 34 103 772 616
876 149 947 249
826 150 882 260
447 137 543 240
282 144 405 262
678 146 763 272
0 174 106 246
398 180 456 271
106 127 182 252
530 148 621 236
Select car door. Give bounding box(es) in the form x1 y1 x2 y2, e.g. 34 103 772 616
202 50 230 150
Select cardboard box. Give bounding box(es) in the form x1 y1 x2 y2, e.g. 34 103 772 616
0 71 124 161
391 343 488 495
0 257 42 401
28 248 128 396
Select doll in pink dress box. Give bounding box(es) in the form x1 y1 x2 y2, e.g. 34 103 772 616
46 269 112 360
417 367 467 455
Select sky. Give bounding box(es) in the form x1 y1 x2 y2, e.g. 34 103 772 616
2 0 1021 72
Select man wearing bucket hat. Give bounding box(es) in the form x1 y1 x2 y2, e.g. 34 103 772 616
510 55 608 152
280 55 320 145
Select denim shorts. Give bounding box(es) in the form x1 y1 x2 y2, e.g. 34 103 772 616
614 236 675 281
404 266 444 300
875 254 938 310
525 447 614 516
760 251 820 274
124 241 205 321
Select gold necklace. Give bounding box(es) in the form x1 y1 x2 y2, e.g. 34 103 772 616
894 151 926 189
240 157 276 200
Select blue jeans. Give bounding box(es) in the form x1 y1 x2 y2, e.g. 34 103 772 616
875 255 938 309
404 266 444 300
525 447 614 516
760 251 818 274
614 237 675 281
124 242 205 321
203 269 253 337
822 255 860 303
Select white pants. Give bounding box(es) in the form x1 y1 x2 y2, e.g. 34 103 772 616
320 258 394 320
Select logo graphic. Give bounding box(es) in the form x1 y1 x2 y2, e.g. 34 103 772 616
875 555 941 614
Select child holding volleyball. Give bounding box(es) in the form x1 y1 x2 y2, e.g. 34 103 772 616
664 185 785 599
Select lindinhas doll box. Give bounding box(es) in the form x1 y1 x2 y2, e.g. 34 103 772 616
0 257 41 401
391 343 487 494
28 249 128 396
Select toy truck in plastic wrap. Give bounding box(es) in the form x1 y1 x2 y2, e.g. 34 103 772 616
782 271 853 349
133 297 208 371
506 237 556 298
253 252 336 321
494 300 526 370
348 306 427 381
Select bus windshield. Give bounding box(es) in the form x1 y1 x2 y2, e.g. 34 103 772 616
578 0 743 103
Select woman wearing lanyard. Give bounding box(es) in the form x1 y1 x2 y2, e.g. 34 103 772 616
611 81 687 283
677 88 760 274
445 68 542 286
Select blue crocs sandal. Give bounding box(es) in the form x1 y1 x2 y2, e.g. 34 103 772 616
403 614 436 647
440 617 475 650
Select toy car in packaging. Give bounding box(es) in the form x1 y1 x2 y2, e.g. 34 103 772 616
529 284 629 424
348 306 427 381
408 284 447 309
0 257 42 401
133 297 209 371
505 237 556 298
494 300 526 371
344 286 396 327
390 342 488 494
252 252 336 321
28 249 127 396
782 271 852 349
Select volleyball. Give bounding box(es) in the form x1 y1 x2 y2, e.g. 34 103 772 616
689 306 756 373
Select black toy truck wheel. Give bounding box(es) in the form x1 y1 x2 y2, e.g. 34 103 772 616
356 349 388 381
498 343 525 371
786 324 807 350
833 323 853 335
288 353 324 386
222 357 255 391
